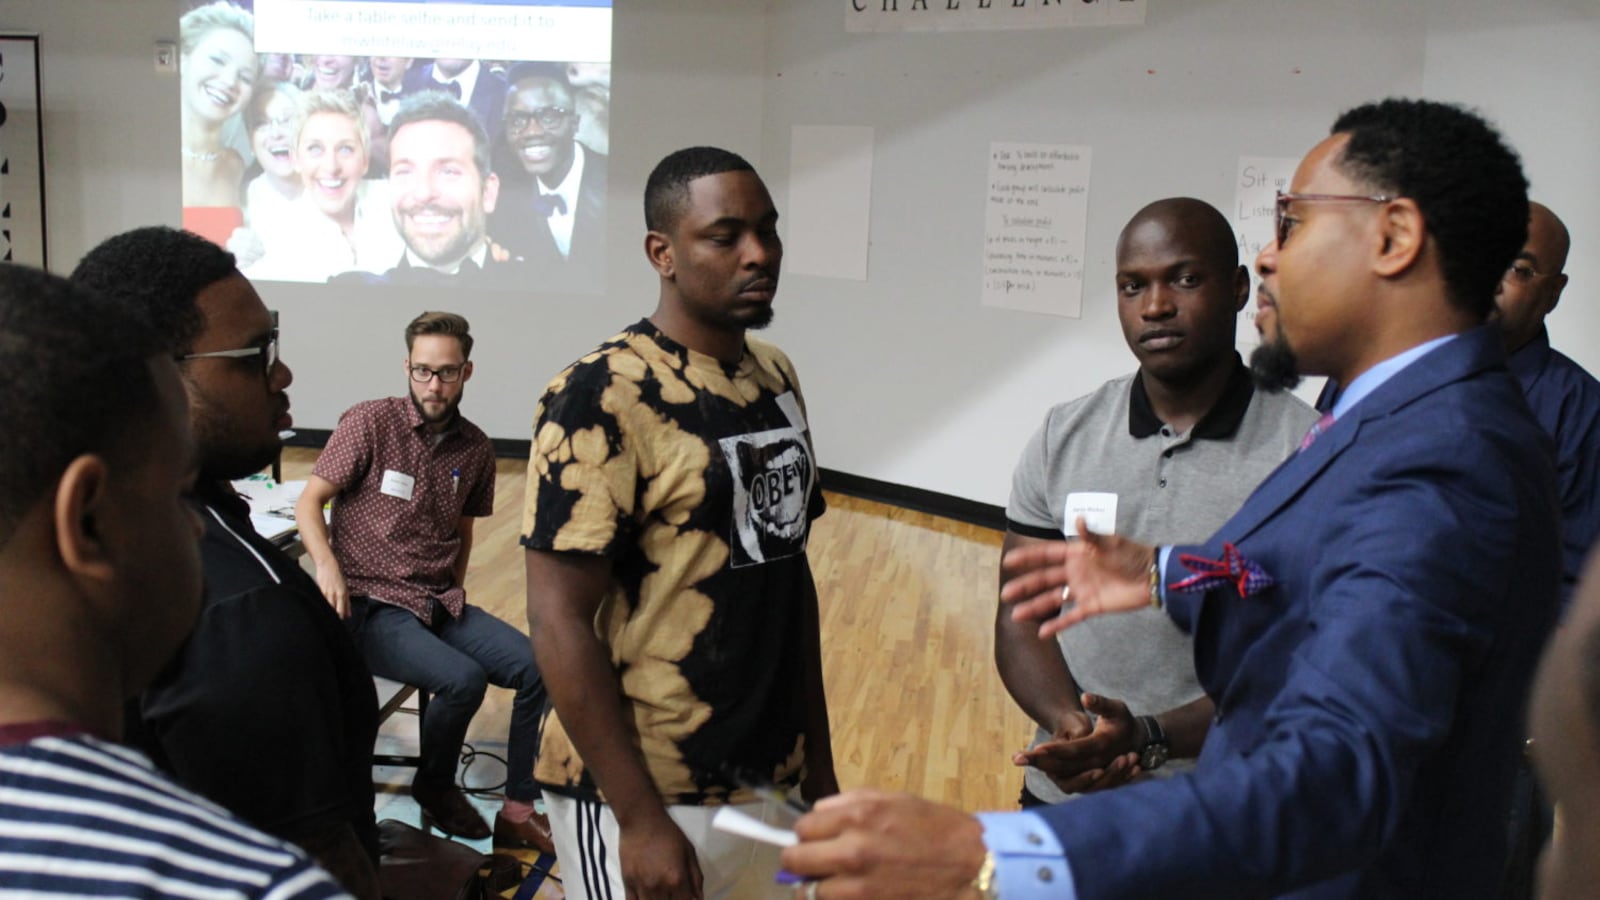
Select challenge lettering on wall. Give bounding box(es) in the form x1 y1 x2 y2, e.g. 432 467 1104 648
847 0 1145 33
0 35 46 268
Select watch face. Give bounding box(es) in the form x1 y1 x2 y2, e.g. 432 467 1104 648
1141 744 1170 771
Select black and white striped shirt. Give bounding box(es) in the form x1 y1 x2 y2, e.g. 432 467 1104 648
0 731 349 898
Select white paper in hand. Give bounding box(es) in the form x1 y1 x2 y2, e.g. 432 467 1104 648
711 806 798 847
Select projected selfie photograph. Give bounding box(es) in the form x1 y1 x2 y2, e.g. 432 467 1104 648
179 0 612 292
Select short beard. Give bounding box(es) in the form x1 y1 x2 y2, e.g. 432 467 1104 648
745 305 775 331
192 388 282 481
1249 332 1302 393
410 390 459 426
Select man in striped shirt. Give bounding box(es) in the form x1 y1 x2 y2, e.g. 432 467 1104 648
0 263 345 897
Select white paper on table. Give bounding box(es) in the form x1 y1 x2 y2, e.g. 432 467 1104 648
232 476 310 540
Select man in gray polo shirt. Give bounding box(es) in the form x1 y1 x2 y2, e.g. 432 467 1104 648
995 197 1316 806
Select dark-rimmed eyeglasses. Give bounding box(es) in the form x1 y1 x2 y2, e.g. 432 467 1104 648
1275 191 1395 247
409 364 464 384
505 106 573 132
179 328 279 376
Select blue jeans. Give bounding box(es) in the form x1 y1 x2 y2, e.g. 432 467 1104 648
350 596 544 801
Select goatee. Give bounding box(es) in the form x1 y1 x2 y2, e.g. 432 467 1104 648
1249 337 1301 393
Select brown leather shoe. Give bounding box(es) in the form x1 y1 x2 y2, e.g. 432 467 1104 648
413 780 492 840
493 809 556 856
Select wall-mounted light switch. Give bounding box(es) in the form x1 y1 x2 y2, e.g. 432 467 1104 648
155 41 177 74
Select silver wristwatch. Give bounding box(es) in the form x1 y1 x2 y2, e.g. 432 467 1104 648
1136 714 1170 771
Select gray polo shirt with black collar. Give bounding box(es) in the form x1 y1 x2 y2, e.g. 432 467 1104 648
1007 357 1316 803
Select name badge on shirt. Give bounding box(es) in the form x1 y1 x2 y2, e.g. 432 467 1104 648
1064 492 1117 536
381 469 416 501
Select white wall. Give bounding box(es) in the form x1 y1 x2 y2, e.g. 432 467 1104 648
1420 0 1600 376
761 0 1427 504
5 0 179 264
4 0 1597 506
762 0 1600 505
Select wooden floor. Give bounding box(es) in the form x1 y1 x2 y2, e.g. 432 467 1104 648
280 448 1031 813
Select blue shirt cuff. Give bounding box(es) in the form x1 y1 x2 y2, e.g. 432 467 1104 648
975 811 1077 899
1158 544 1173 603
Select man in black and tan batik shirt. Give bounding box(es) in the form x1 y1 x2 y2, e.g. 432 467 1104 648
523 146 837 900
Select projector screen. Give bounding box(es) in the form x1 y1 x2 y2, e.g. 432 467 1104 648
178 0 612 292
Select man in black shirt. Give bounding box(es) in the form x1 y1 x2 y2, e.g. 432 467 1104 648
72 226 382 900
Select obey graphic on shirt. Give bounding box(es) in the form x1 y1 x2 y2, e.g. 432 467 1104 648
721 425 815 568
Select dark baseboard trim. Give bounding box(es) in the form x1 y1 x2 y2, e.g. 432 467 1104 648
491 436 534 458
282 430 1003 531
820 468 1005 531
283 428 333 449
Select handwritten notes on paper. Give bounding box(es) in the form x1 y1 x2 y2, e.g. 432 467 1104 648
1231 156 1298 347
983 143 1091 317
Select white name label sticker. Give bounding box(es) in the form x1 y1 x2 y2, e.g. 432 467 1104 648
380 469 416 501
1064 492 1117 536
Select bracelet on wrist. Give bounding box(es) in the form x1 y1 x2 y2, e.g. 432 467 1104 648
973 850 998 899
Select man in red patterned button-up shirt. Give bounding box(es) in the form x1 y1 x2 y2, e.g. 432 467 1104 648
296 311 552 853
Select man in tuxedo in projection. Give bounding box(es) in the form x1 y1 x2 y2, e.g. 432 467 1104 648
489 61 608 292
365 56 415 127
522 146 837 900
782 98 1560 900
71 226 382 899
373 92 532 286
405 57 509 144
995 197 1315 808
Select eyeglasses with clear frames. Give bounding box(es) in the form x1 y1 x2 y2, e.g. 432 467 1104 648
409 364 464 384
179 328 279 376
505 106 573 133
1275 191 1395 247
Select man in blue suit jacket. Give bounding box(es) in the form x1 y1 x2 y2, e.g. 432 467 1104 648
782 99 1559 900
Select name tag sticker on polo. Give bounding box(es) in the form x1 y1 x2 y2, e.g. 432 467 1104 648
380 469 416 502
1064 492 1117 536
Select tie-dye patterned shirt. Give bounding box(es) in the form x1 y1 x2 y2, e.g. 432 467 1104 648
521 320 825 805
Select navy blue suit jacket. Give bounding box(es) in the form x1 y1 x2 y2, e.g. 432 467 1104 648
1037 325 1560 899
1508 325 1600 607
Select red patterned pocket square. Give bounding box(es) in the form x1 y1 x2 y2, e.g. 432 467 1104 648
1171 542 1276 597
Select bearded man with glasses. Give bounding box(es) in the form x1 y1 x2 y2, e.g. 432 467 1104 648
296 310 553 854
